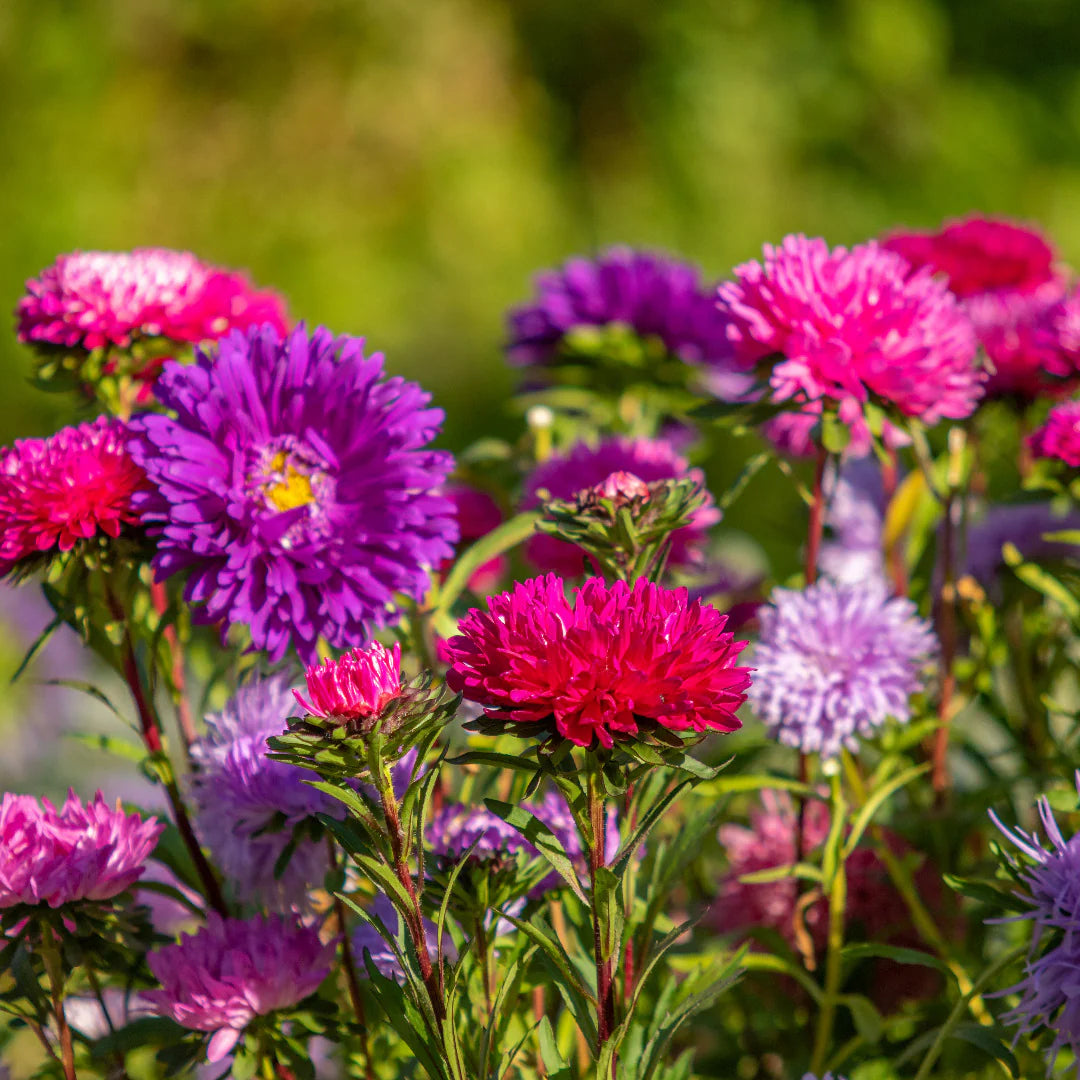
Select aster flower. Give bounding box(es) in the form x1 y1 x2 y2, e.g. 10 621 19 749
819 459 887 586
351 893 446 981
1028 402 1080 468
16 248 287 352
522 437 720 575
990 781 1080 1074
129 323 458 663
0 417 149 577
145 913 334 1063
963 502 1080 589
507 247 733 368
445 574 751 749
189 675 341 910
717 235 982 441
0 790 161 908
749 579 936 759
802 1074 847 1080
294 641 403 729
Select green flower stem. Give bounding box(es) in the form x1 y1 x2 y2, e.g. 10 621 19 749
40 922 77 1080
586 769 617 1067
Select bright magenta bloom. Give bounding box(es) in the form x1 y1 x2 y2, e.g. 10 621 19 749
16 249 287 351
0 417 148 574
294 641 403 723
145 913 335 1063
0 791 161 908
444 574 751 748
717 235 981 436
1028 402 1080 467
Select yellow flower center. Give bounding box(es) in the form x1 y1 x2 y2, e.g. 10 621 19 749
264 451 316 512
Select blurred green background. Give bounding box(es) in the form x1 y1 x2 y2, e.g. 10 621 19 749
7 0 1080 449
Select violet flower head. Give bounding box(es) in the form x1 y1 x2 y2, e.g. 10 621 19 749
717 235 982 440
802 1074 848 1080
351 893 445 981
145 913 334 1063
189 675 339 910
963 502 1080 589
522 437 720 575
749 579 936 759
16 248 287 352
991 781 1080 1075
507 248 733 368
129 324 458 663
0 417 149 577
445 574 751 749
0 791 161 908
1028 402 1080 468
294 641 403 727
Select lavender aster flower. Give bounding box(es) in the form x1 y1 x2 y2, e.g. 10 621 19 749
964 503 1080 590
130 323 457 664
189 675 339 910
750 580 936 758
145 913 334 1063
507 248 733 368
991 780 1080 1075
819 459 887 587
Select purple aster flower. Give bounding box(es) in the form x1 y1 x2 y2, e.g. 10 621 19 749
522 437 720 575
802 1074 847 1080
350 893 447 982
189 675 340 910
963 503 1080 590
129 323 458 664
819 459 887 587
145 913 335 1063
991 779 1080 1074
749 580 936 759
507 248 734 368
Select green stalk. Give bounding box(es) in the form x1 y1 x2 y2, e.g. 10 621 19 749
40 923 77 1080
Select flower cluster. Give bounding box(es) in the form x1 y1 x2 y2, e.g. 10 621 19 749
1028 402 1080 468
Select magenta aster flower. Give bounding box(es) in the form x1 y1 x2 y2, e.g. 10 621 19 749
445 574 751 749
1028 402 1080 468
129 324 458 663
749 579 936 759
16 248 287 352
507 247 733 367
522 437 720 575
0 417 149 576
0 790 161 908
145 913 334 1063
190 675 341 910
294 641 402 725
717 235 982 439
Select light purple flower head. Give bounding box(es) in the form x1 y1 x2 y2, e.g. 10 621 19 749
802 1074 847 1080
749 579 936 759
522 437 720 575
507 248 734 368
129 323 458 664
0 790 161 909
819 459 887 587
991 779 1080 1075
189 675 339 910
145 913 335 1063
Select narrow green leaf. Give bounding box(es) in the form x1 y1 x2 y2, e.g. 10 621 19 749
485 798 588 902
843 763 930 857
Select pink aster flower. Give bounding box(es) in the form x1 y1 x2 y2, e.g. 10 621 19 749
294 641 403 724
1028 402 1080 467
0 791 161 908
16 249 288 352
0 417 149 575
145 913 335 1063
717 235 982 439
444 574 751 748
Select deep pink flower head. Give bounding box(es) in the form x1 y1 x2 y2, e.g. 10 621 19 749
883 216 1059 300
0 791 161 908
16 249 288 352
0 417 149 575
294 641 403 723
523 437 720 575
717 235 982 435
444 574 751 748
1028 402 1080 467
145 913 335 1063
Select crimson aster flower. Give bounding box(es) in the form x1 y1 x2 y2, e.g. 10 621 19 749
444 574 751 749
749 579 936 759
0 791 161 908
0 417 149 577
145 913 334 1063
717 235 982 441
1028 402 1080 468
522 437 720 575
129 324 458 663
16 248 287 352
507 248 733 367
294 641 402 726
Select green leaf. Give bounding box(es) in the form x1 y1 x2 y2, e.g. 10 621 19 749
843 763 931 858
9 612 63 684
737 862 823 886
90 1017 188 1058
716 451 771 512
537 1014 571 1077
65 731 145 764
840 993 883 1045
1003 542 1080 619
841 942 949 976
485 798 588 902
497 910 596 1004
950 1023 1020 1075
611 779 691 882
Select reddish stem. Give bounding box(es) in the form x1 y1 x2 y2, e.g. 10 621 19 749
150 581 197 756
882 447 908 597
932 494 958 798
588 779 616 1066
